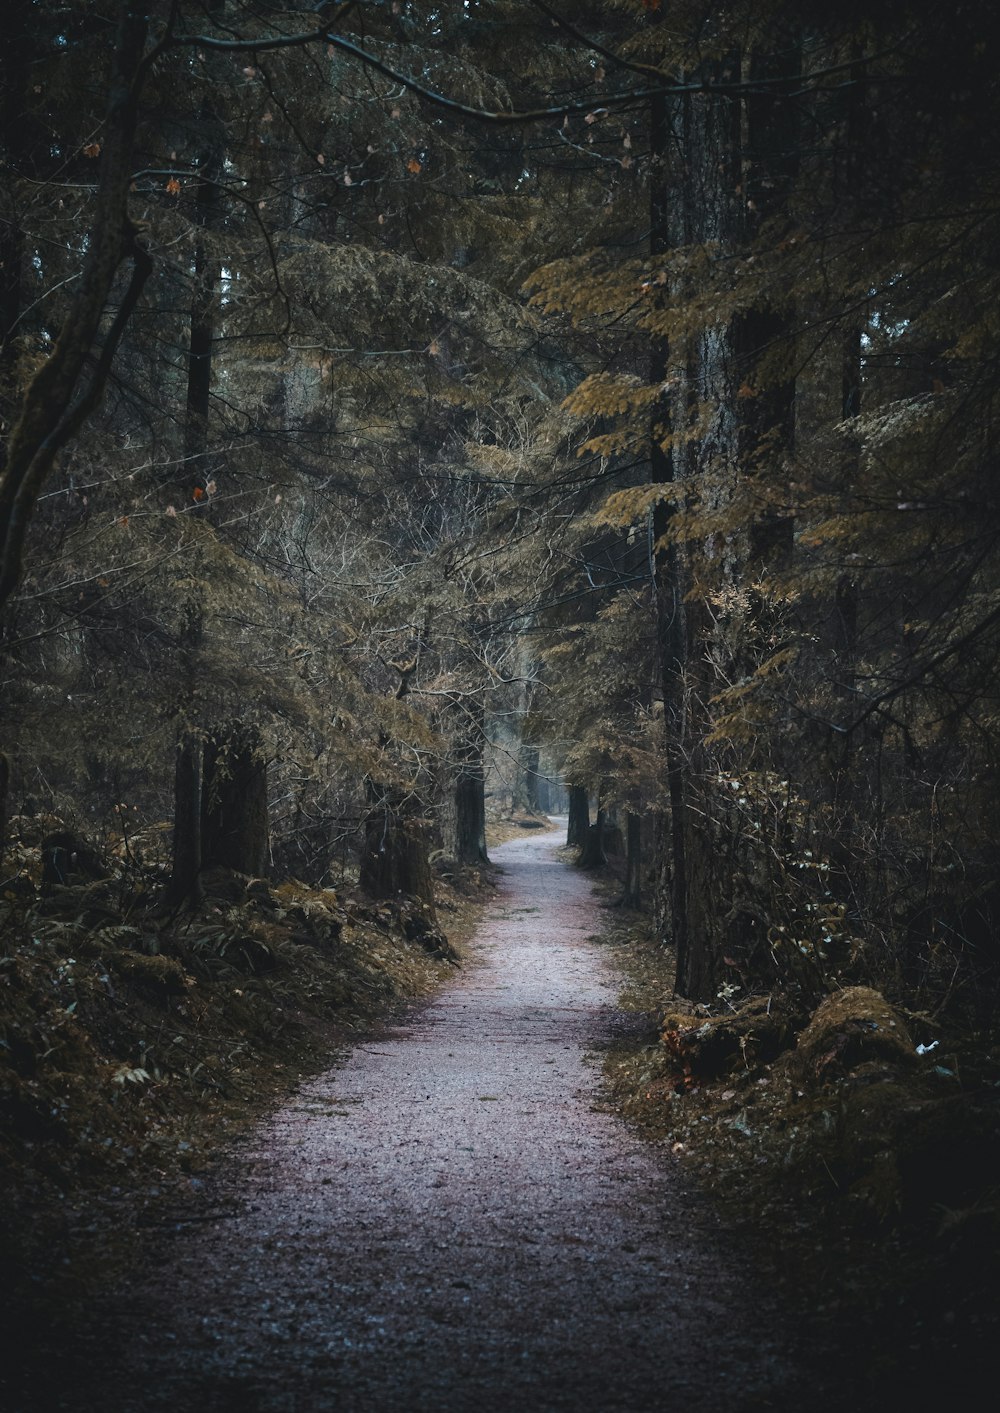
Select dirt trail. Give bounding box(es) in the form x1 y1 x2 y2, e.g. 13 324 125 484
70 825 817 1412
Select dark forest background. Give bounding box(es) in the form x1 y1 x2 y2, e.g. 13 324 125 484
2 3 999 1403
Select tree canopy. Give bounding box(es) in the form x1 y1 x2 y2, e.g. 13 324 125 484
2 0 1000 1015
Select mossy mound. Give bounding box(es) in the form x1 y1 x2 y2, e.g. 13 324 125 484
793 985 914 1079
660 995 806 1081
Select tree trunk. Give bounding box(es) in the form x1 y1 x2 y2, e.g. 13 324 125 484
622 812 642 909
168 597 204 904
166 26 227 902
453 767 489 866
0 1 32 460
444 706 489 867
201 723 269 876
0 2 151 611
360 793 435 907
183 28 225 485
579 806 608 870
567 785 590 848
650 84 695 993
515 743 540 813
168 736 203 904
536 771 551 814
0 750 9 861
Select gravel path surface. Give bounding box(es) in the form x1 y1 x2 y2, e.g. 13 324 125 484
75 824 813 1412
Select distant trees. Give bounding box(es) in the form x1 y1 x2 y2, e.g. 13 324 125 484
530 1 1000 1006
0 1 590 903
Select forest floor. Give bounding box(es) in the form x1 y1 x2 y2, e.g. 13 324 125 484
3 822 996 1411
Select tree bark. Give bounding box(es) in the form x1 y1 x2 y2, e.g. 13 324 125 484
452 766 489 866
168 737 202 903
168 597 204 905
0 0 32 457
567 785 590 848
444 704 489 867
515 743 540 813
168 16 226 902
622 812 642 909
201 723 269 876
578 805 608 870
360 791 435 907
0 750 9 862
650 84 694 993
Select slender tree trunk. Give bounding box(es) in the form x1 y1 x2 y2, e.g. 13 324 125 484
0 750 9 861
0 0 32 460
622 812 642 909
168 598 204 905
168 14 226 900
567 785 590 848
512 740 540 814
201 722 269 876
650 85 693 991
0 2 151 611
169 738 202 902
183 53 224 484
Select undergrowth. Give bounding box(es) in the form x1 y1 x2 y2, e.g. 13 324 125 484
596 904 1000 1409
0 829 491 1402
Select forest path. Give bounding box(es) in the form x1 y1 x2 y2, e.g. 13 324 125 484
78 824 809 1412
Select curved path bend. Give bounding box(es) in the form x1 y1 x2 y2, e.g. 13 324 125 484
83 824 808 1412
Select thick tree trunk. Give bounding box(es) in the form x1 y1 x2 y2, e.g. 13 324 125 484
360 793 435 908
444 707 489 867
166 29 228 902
201 723 269 876
579 806 608 870
453 768 489 866
567 785 590 848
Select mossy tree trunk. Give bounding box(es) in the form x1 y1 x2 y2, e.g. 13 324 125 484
201 722 269 876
